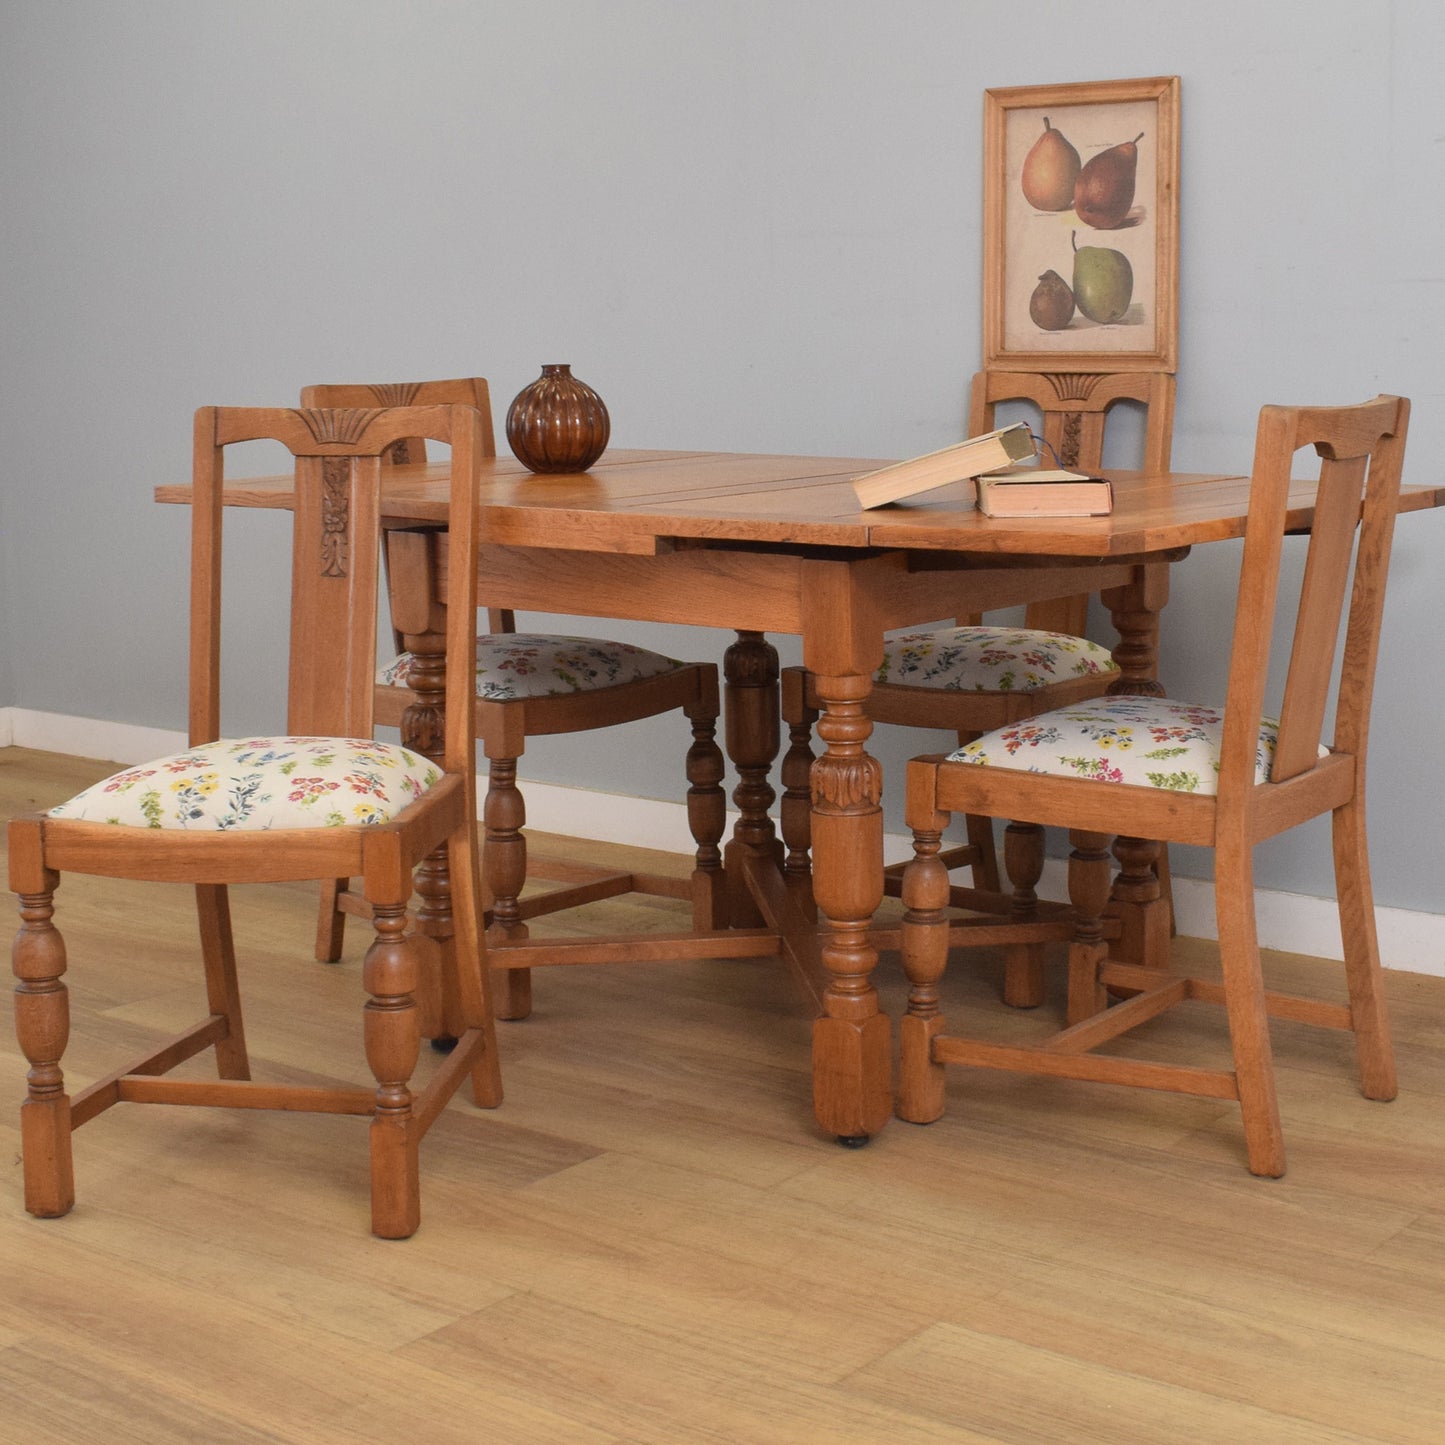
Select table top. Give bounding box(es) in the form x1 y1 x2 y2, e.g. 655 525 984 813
156 447 1445 560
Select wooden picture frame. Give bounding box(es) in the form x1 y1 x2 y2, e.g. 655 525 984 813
983 76 1180 373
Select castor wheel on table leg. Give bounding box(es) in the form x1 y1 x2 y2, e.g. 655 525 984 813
429 1035 458 1053
835 1134 870 1149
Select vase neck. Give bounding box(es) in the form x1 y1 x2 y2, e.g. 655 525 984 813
540 364 572 377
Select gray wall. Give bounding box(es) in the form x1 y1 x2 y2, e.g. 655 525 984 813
4 0 1444 910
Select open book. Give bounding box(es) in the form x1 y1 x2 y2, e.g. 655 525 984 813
852 422 1035 509
975 463 1113 518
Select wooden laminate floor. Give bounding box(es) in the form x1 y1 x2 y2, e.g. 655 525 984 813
2 745 1443 1444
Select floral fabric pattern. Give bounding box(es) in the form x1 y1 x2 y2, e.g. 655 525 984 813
947 696 1324 794
49 737 441 830
876 626 1118 693
380 633 685 700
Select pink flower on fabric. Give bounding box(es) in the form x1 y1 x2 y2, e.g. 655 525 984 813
287 777 340 802
102 767 158 791
999 723 1062 755
1064 756 1125 782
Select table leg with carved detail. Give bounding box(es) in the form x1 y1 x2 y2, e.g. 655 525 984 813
807 669 893 1144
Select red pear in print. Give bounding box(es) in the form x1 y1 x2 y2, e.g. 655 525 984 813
1020 117 1081 211
1074 132 1143 229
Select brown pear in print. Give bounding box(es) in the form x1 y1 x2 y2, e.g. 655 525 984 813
1020 117 1081 211
1074 132 1143 229
1029 270 1075 330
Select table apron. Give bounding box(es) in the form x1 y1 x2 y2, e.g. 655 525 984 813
450 541 1146 643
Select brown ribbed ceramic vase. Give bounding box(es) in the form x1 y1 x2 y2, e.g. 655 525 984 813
505 364 611 473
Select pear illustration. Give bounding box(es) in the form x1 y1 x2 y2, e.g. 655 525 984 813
1029 270 1075 330
1020 117 1080 211
1073 131 1143 229
1071 231 1132 324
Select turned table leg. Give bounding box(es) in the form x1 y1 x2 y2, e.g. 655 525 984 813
808 672 892 1143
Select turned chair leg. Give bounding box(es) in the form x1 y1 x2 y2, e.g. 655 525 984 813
12 873 76 1219
1001 821 1046 1009
780 692 817 885
1065 830 1114 1026
898 819 951 1124
363 900 423 1239
685 696 728 930
484 754 532 1021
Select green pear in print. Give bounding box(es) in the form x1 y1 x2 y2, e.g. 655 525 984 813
1070 231 1132 324
1029 269 1075 330
1074 131 1143 229
1020 117 1081 211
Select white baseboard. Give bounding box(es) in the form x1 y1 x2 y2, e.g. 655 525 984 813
5 706 1441 978
2 707 189 765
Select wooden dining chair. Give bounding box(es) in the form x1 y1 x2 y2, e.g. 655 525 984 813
304 378 726 1024
9 403 501 1238
897 395 1410 1176
782 369 1176 1005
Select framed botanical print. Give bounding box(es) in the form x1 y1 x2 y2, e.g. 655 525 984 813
983 76 1180 372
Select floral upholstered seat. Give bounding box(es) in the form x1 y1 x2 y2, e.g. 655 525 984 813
379 633 686 701
947 695 1326 794
48 737 440 830
876 625 1118 693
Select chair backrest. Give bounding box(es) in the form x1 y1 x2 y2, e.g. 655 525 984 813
968 369 1176 476
190 404 484 783
300 377 510 636
297 378 497 465
1220 395 1409 797
966 370 1177 635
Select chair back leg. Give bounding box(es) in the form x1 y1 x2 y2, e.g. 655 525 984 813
195 883 252 1079
315 878 350 962
1331 795 1397 1101
1211 839 1286 1177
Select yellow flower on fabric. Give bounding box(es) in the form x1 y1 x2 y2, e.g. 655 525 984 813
171 772 219 795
